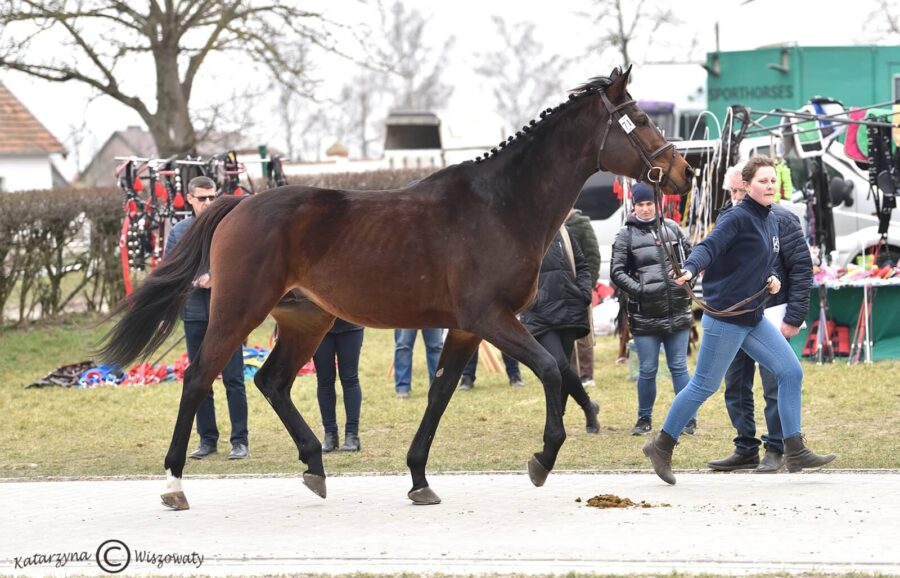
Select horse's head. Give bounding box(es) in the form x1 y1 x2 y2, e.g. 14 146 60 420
589 66 694 196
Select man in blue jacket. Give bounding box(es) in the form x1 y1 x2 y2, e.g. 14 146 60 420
707 164 812 473
166 176 249 460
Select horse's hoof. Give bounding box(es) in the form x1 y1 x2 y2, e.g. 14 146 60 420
408 486 441 505
527 456 551 487
302 472 327 499
160 491 190 510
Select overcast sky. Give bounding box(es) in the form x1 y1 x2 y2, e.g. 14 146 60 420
0 0 888 177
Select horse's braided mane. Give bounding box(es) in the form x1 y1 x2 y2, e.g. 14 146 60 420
472 75 614 164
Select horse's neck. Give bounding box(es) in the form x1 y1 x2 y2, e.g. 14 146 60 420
492 101 604 242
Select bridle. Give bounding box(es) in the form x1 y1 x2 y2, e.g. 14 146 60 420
598 90 769 318
597 92 679 192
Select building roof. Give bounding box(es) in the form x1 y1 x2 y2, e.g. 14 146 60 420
0 81 66 155
115 126 158 158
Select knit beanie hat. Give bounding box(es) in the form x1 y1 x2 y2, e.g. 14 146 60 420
631 182 655 204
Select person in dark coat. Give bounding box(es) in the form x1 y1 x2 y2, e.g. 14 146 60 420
610 182 694 437
314 318 365 453
708 164 813 473
565 208 601 387
520 226 600 434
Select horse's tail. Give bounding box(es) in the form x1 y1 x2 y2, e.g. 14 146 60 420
98 196 244 369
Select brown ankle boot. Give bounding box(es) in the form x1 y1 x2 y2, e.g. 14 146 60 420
783 435 835 473
643 431 677 485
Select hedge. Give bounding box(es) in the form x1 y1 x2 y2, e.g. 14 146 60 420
0 167 435 326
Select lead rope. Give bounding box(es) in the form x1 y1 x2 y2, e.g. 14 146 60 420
648 175 769 318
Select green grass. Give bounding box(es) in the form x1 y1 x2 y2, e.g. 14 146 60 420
1 314 898 478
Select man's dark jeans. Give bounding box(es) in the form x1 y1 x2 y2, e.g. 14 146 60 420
723 348 784 455
184 320 248 447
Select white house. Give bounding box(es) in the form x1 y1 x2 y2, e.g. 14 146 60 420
0 81 67 192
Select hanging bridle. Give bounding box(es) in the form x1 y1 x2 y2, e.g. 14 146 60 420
598 90 770 318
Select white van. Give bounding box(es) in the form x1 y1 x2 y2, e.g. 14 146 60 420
575 137 899 280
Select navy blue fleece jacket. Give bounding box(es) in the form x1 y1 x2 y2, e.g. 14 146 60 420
682 196 779 326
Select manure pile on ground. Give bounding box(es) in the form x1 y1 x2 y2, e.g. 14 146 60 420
579 494 671 508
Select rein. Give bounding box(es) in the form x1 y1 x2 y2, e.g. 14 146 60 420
649 176 769 318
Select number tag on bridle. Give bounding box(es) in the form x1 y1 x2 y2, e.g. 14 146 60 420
618 115 636 134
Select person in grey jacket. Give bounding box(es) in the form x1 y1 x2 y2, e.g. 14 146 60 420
708 164 813 474
610 182 694 436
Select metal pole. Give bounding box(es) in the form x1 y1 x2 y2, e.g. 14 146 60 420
863 285 872 363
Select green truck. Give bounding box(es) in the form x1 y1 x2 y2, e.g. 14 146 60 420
705 45 900 136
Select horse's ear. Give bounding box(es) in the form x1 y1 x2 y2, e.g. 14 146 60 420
607 64 632 101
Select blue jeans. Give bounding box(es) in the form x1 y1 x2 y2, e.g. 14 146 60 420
313 329 364 435
662 314 804 441
184 320 248 447
462 349 521 381
393 329 444 392
723 348 783 454
633 330 691 418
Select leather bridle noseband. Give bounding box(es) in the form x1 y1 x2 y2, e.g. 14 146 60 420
598 90 769 318
598 92 678 191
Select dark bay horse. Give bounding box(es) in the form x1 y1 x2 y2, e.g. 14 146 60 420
100 65 692 510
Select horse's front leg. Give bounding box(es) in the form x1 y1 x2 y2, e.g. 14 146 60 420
479 314 565 487
406 329 480 505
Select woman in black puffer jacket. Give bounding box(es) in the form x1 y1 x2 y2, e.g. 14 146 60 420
520 226 600 434
610 183 693 437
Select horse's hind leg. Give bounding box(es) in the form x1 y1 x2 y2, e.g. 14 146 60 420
161 291 278 510
254 295 335 499
477 314 565 487
406 328 481 505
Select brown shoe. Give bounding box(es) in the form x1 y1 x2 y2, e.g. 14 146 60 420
643 431 677 485
784 435 835 472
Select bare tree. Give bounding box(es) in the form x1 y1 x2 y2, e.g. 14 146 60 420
326 2 455 159
475 16 570 132
581 0 679 67
0 1 352 157
339 70 386 159
377 1 455 110
863 0 900 40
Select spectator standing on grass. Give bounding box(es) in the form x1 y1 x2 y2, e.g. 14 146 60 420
166 176 248 461
520 226 600 434
565 208 601 387
393 329 444 399
313 318 364 453
610 182 695 437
